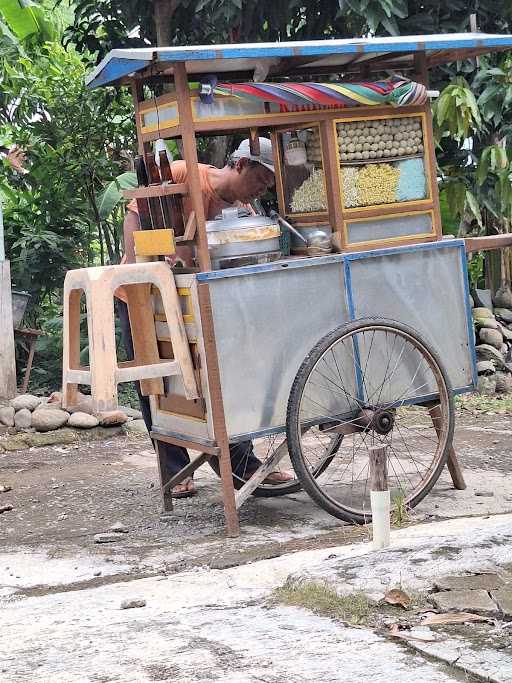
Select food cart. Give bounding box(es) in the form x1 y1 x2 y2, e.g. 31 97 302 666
82 34 512 536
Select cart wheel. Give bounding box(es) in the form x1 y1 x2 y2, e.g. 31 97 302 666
286 317 455 524
209 431 342 498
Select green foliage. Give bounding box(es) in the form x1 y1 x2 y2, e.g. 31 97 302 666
98 171 137 221
434 78 481 142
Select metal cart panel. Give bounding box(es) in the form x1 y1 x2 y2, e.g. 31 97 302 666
207 260 349 439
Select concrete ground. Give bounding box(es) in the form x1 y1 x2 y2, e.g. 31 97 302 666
1 403 512 681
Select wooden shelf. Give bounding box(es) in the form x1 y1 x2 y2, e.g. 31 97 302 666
339 154 424 166
123 183 188 199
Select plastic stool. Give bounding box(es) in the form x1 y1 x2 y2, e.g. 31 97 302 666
62 262 198 412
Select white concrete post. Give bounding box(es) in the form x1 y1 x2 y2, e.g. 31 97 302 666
0 200 17 399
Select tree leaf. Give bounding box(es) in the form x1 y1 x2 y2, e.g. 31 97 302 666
466 190 483 228
97 172 137 220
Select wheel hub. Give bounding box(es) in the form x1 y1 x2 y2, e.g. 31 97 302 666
355 408 395 435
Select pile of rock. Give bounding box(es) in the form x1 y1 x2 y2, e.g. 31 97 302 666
472 286 512 395
0 391 144 435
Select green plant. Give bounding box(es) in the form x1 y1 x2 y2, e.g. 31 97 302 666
273 581 372 625
391 491 409 527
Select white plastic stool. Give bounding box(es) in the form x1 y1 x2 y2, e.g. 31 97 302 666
62 262 198 412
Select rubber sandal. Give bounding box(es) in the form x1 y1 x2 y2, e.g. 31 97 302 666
171 478 197 498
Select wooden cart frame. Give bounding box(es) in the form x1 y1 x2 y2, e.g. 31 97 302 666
86 33 512 536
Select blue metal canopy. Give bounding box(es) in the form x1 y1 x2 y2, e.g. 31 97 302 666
86 33 512 89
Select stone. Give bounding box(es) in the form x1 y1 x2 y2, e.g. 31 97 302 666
477 374 496 395
71 426 124 442
47 391 62 404
500 324 512 339
0 406 15 427
13 408 32 430
0 504 13 514
475 344 506 369
0 485 12 493
120 406 143 420
472 307 493 319
491 589 512 617
495 308 512 324
494 284 512 309
31 409 70 432
93 570 102 577
495 371 512 394
25 428 77 448
98 410 128 427
477 360 495 375
120 599 146 610
10 394 42 412
478 327 503 349
475 288 493 310
432 589 498 615
475 490 494 497
68 399 95 416
434 574 504 592
123 419 148 435
67 412 99 429
475 317 500 329
110 522 129 534
94 533 123 544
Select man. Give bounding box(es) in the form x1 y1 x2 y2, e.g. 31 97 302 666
120 137 294 497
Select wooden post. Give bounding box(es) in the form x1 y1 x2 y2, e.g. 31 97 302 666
369 445 390 550
319 120 345 247
0 260 16 399
173 62 211 272
197 282 239 537
414 52 443 240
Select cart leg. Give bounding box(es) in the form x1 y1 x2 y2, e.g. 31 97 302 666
155 440 174 512
218 441 240 537
446 445 466 490
430 404 466 490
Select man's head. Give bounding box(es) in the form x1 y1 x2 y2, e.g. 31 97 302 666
226 137 275 203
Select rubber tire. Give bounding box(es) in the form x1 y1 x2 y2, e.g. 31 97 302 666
286 317 455 524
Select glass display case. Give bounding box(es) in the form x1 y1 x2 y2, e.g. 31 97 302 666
277 126 328 216
336 115 430 209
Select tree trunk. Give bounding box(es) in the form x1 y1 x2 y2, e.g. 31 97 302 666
153 0 178 46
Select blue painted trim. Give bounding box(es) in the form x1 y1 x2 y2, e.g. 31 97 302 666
343 259 365 402
344 238 465 262
459 246 479 390
453 384 475 397
86 58 151 88
197 240 464 282
87 36 512 88
196 253 346 281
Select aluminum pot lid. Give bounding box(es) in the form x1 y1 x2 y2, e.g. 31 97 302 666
206 207 278 233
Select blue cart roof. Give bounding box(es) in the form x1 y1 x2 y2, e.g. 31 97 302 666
86 33 512 89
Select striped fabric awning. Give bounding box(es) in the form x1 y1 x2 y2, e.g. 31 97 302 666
212 77 427 110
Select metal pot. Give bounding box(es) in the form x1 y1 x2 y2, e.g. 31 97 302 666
206 208 281 262
290 224 333 255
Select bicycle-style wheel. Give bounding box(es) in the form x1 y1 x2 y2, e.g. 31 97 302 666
287 318 455 524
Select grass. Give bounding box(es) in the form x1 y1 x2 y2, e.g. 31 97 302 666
456 392 512 414
391 491 410 528
273 581 373 625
